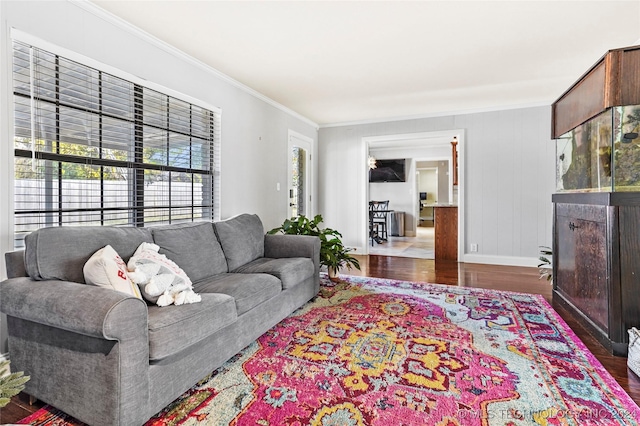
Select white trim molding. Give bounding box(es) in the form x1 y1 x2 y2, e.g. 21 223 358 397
320 101 551 129
462 254 540 268
11 28 221 115
70 0 318 130
361 130 465 258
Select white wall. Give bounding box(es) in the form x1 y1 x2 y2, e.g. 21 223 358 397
418 169 437 202
0 0 318 354
318 106 556 265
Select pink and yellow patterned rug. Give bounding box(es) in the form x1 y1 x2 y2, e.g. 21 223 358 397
18 275 640 425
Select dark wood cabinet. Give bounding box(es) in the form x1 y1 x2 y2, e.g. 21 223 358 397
552 192 640 355
552 45 640 138
555 203 609 332
551 43 640 356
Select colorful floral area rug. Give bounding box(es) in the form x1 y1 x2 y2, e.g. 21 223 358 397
19 274 640 425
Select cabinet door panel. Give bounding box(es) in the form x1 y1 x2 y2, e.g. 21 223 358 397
556 209 609 332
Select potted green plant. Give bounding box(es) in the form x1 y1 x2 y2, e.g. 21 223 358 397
322 234 361 281
268 214 360 281
538 246 553 284
0 359 29 408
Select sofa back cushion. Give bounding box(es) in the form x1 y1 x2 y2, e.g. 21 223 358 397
151 222 228 282
214 214 265 271
25 226 153 283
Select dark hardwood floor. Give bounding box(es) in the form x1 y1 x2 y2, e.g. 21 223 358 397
1 255 639 423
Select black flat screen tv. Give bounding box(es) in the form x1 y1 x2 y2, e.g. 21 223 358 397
369 159 406 182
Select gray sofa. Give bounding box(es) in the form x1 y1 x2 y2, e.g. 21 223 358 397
0 214 320 426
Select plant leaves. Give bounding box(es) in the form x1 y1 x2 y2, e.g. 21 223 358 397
0 360 29 408
268 215 360 270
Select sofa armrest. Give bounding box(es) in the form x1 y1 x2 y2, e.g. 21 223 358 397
1 277 151 426
0 277 148 340
264 234 321 276
5 250 26 279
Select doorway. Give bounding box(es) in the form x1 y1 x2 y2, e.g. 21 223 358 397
417 165 438 228
368 161 446 259
288 130 313 218
361 130 465 259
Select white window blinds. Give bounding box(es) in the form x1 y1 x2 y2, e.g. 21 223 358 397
12 41 220 248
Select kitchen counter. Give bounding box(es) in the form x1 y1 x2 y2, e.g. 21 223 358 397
433 205 458 261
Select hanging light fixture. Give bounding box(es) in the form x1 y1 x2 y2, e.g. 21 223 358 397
368 156 377 169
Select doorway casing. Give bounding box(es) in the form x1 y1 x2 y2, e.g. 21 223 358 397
360 130 465 258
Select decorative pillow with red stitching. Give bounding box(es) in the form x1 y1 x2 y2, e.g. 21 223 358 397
83 245 142 298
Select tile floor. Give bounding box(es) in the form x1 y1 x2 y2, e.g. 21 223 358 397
368 225 434 259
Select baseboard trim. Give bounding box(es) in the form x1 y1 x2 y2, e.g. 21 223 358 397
0 352 9 362
351 246 367 256
462 254 538 268
354 248 538 268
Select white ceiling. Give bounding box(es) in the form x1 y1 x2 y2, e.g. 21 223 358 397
90 0 640 126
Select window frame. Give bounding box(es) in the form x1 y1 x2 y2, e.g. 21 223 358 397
11 32 221 248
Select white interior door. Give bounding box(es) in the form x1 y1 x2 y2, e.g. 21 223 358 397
288 131 312 218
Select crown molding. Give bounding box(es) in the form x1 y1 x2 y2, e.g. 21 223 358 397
11 28 223 115
319 101 551 129
70 0 318 130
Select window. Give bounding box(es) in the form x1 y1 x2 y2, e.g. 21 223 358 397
12 41 220 248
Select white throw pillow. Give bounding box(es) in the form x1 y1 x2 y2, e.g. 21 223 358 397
83 245 142 299
127 242 201 307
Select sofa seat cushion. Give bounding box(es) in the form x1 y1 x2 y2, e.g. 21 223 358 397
233 257 314 290
152 222 228 282
193 273 280 315
147 293 236 361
